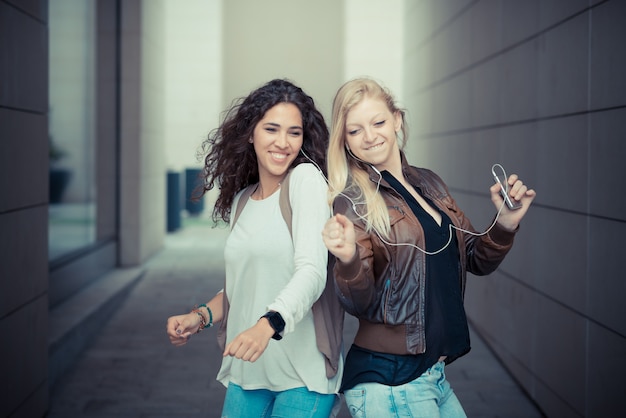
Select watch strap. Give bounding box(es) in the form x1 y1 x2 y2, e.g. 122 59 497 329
261 311 284 340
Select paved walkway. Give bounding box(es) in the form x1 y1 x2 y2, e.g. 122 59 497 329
47 220 544 418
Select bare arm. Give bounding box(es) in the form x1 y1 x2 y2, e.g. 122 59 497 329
166 291 224 347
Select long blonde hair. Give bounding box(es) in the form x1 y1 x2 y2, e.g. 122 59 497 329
327 78 408 238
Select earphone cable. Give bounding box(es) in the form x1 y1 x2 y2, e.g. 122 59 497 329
300 149 508 255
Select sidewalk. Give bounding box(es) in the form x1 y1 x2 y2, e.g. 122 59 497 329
46 220 544 418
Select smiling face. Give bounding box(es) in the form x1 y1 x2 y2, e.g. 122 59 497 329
252 102 304 182
344 96 402 173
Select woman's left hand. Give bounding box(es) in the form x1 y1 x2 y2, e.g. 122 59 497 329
490 174 536 231
222 318 275 362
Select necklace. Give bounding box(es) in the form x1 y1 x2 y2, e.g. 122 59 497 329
253 181 281 200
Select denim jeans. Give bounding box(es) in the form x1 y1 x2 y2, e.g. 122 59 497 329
221 382 337 418
343 361 467 418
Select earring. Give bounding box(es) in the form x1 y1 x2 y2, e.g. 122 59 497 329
248 138 253 143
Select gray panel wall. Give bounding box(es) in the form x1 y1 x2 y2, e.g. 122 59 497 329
403 1 625 417
0 0 184 415
0 1 50 417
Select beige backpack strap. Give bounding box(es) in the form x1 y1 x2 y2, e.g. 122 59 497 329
231 184 256 229
278 170 293 234
218 184 256 351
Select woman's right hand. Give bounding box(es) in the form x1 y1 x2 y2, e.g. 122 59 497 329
166 313 201 346
322 214 356 264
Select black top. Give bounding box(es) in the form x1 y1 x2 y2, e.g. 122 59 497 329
340 171 470 392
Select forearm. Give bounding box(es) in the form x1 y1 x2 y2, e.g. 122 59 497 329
196 291 225 327
268 255 327 333
334 245 378 317
466 222 516 275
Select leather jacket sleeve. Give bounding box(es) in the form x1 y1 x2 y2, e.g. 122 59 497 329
425 170 516 277
331 194 387 318
465 217 516 275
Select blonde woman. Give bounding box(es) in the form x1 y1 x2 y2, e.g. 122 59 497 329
322 78 536 418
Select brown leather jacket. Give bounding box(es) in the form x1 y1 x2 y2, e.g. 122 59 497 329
333 153 516 357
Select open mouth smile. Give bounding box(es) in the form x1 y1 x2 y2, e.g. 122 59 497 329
365 142 385 151
270 152 288 161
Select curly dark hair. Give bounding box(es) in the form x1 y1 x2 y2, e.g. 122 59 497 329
197 79 329 225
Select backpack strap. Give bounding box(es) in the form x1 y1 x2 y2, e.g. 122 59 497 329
278 171 293 235
218 183 255 352
231 184 256 229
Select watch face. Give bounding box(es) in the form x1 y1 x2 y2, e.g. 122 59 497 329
263 312 285 340
267 312 285 333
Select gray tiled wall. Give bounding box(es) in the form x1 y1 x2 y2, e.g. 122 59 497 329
403 1 625 416
0 1 50 417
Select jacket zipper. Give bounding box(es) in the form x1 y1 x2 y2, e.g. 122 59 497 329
383 278 391 324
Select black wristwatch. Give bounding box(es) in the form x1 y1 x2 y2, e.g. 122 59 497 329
261 311 285 340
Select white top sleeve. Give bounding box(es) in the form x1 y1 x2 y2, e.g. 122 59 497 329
266 163 330 333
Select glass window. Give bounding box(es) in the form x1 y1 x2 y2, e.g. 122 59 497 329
48 0 97 260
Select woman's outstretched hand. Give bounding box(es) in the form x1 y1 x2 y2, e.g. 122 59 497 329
490 174 537 231
166 313 201 347
223 318 274 362
322 214 357 264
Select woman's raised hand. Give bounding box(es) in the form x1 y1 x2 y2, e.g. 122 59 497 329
490 174 536 232
322 214 357 264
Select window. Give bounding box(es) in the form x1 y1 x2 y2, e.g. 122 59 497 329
48 0 97 260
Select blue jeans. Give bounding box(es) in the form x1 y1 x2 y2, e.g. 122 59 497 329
343 361 467 418
221 382 337 418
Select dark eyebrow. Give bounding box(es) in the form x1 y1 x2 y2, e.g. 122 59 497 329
262 122 302 130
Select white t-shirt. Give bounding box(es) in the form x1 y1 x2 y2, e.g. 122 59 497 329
217 163 342 394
